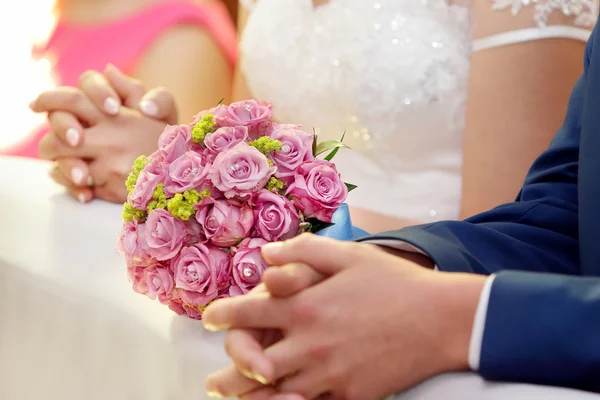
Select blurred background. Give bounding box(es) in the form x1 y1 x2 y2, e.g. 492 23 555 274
0 0 56 149
0 0 238 155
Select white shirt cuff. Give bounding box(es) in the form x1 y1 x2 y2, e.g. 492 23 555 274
363 239 496 371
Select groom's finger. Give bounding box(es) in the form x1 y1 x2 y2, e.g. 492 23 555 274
263 263 326 298
203 292 292 331
262 234 361 276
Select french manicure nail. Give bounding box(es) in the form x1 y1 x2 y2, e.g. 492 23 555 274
86 176 94 186
140 99 158 117
240 365 269 384
203 322 227 332
71 167 84 185
104 97 120 115
206 391 224 399
28 100 36 109
77 193 86 203
250 371 268 385
66 128 80 147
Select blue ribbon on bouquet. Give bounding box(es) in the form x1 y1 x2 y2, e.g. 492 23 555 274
315 203 368 241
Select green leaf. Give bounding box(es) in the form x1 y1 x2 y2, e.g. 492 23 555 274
216 98 225 106
324 131 347 161
312 127 318 156
345 182 357 192
315 140 349 156
307 218 336 233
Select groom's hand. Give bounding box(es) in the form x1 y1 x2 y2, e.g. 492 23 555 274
204 235 484 400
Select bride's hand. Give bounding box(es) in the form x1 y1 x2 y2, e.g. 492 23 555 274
205 262 326 398
30 65 178 203
203 235 475 400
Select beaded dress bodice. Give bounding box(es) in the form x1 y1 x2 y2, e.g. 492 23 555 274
240 0 597 221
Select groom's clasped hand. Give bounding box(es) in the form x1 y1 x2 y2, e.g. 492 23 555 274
202 234 486 400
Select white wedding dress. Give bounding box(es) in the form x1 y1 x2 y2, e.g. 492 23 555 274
239 0 598 223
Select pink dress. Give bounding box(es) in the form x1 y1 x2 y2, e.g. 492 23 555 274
5 0 237 158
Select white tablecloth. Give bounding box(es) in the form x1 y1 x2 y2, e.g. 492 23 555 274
0 156 597 400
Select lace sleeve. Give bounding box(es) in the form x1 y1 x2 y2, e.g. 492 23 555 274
239 0 256 11
473 0 599 52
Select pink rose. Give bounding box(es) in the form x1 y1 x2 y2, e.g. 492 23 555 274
117 221 150 260
129 159 165 210
204 126 249 157
182 303 203 320
215 100 273 137
145 265 175 304
254 190 299 241
192 104 229 125
173 244 230 307
268 124 315 183
126 262 149 295
144 209 187 261
164 151 211 196
229 238 269 295
196 199 254 247
287 160 348 222
185 217 207 246
167 298 185 315
209 142 276 200
158 125 191 163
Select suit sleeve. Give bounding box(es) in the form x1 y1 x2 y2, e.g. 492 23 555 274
357 26 600 392
480 271 600 392
359 66 585 276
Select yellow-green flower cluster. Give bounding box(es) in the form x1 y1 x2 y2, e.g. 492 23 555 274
167 188 211 221
125 155 149 194
122 203 146 222
265 177 285 193
147 184 168 213
191 115 215 144
249 136 282 155
197 303 210 313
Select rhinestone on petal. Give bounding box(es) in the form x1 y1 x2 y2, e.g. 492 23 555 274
243 267 253 277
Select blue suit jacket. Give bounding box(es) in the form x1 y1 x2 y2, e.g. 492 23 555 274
361 24 600 392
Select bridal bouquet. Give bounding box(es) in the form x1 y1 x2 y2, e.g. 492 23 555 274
117 100 355 319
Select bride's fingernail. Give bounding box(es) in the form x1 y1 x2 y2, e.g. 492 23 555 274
66 128 80 147
240 364 269 384
250 371 268 385
140 99 158 117
206 391 224 399
86 176 94 186
104 97 120 115
203 322 227 332
71 167 84 185
77 193 87 203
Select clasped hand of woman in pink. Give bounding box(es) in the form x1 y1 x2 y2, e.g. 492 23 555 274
30 64 176 203
202 234 486 400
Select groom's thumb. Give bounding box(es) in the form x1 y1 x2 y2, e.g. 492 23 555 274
262 234 358 276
